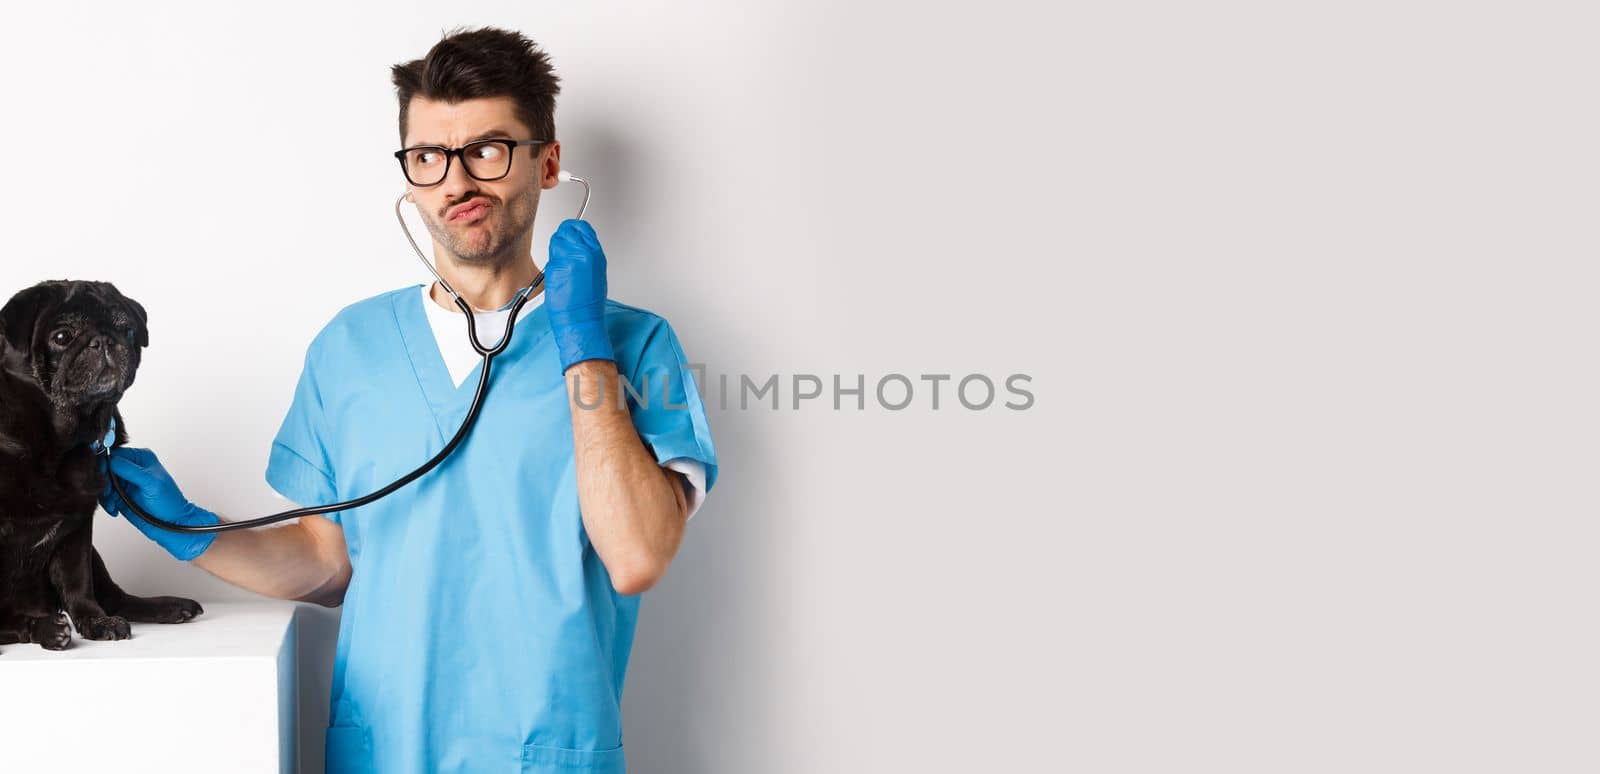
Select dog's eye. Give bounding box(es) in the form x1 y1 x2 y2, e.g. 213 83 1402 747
50 330 73 346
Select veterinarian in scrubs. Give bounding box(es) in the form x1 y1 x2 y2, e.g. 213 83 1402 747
99 27 717 774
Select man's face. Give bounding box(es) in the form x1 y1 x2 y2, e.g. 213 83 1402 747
401 95 559 266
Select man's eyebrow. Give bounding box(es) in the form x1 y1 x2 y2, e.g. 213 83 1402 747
466 129 515 142
410 129 516 147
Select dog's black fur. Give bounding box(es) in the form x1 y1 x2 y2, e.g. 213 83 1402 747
0 280 201 651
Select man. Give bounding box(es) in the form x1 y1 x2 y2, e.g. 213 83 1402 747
99 26 717 774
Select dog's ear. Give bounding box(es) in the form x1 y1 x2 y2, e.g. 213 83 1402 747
93 281 148 349
122 294 149 348
0 283 59 363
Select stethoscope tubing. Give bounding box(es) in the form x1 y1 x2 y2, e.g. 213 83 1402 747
105 285 535 533
106 173 590 533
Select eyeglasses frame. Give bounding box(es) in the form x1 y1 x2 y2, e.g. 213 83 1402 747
393 138 548 186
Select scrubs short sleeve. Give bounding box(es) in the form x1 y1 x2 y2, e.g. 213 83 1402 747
266 344 340 521
624 318 719 508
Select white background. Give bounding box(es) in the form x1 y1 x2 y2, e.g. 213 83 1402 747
1 1 1595 772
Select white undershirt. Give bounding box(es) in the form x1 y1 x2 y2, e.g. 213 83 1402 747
268 284 709 521
423 282 533 387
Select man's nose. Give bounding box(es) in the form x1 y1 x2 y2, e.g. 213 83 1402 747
438 157 480 201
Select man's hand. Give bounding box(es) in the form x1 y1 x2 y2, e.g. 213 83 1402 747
545 218 615 372
100 447 221 561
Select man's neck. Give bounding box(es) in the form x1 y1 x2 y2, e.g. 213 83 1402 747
428 252 543 314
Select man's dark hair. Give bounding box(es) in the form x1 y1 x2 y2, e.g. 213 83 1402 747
390 26 562 145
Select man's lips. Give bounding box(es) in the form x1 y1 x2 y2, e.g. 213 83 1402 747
448 201 492 222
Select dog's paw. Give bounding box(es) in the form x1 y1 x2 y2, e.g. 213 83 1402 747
138 596 204 624
77 614 131 641
30 613 73 650
117 595 204 624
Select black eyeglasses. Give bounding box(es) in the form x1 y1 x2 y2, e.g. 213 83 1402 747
393 138 547 186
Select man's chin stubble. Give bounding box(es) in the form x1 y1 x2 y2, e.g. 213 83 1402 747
448 234 514 265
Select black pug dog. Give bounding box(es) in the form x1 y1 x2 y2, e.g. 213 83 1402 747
0 280 202 651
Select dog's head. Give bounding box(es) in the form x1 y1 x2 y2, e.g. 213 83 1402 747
0 280 148 409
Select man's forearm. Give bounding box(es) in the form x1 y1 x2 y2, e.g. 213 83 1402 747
190 519 349 606
566 359 687 595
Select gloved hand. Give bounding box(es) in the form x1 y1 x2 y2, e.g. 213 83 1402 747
98 447 220 561
545 218 615 372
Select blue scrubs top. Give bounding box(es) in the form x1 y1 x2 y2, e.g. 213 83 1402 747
265 285 718 774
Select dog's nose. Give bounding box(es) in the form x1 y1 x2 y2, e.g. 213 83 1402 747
86 334 106 350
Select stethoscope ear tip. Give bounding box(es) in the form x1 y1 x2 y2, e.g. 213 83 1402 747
556 170 590 219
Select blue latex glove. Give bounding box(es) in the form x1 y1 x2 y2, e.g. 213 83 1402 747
545 218 615 372
98 447 219 561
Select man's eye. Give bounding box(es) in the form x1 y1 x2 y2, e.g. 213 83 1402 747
470 145 502 161
51 330 73 346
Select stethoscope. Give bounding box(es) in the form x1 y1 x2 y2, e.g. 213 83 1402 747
102 171 592 533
